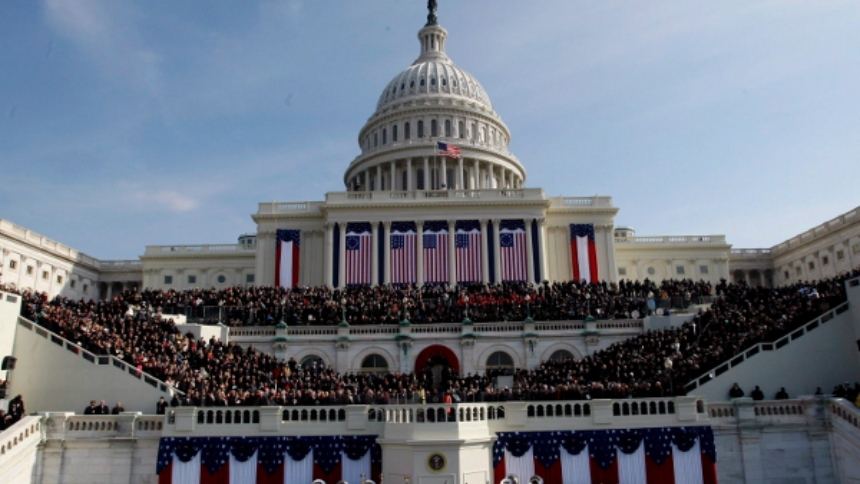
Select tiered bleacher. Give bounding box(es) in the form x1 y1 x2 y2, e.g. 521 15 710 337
12 270 858 408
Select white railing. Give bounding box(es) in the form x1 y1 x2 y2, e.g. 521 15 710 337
831 398 860 433
548 196 614 209
730 248 772 258
144 244 255 255
615 235 727 245
684 303 850 392
16 316 181 396
0 416 42 460
772 206 859 256
325 188 546 204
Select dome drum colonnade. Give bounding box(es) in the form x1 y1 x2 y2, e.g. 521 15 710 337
344 22 525 194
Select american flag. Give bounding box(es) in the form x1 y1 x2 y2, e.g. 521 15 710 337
499 219 528 282
456 220 482 283
390 222 417 284
423 221 449 284
437 141 461 159
345 222 372 285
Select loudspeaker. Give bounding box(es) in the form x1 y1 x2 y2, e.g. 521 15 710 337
1 356 16 370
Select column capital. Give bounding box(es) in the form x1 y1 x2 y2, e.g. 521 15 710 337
383 220 392 229
447 219 457 227
324 222 334 230
491 218 501 225
417 220 425 229
525 217 535 224
479 219 489 226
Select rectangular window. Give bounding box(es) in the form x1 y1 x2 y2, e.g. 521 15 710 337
784 271 790 279
854 243 860 255
795 266 802 276
27 266 33 275
70 280 76 289
699 265 709 274
392 125 398 142
164 275 173 285
83 284 89 294
808 261 815 270
42 271 49 280
822 255 829 265
188 275 196 284
618 267 627 276
458 121 464 138
8 260 16 270
676 266 685 275
57 275 63 284
837 250 845 261
246 274 255 283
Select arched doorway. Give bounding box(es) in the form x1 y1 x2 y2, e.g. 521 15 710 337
415 345 460 374
415 345 460 393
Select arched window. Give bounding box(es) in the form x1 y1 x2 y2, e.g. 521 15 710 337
445 120 451 137
417 169 425 190
431 120 438 137
418 120 425 138
420 78 426 87
300 355 325 370
405 122 411 140
431 77 436 86
361 354 389 374
471 123 477 140
401 171 408 190
549 350 574 363
392 125 398 142
442 78 447 87
410 80 415 88
486 351 514 370
458 121 464 139
482 127 487 142
401 83 405 91
382 128 387 145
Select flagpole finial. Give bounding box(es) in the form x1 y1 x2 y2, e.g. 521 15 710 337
426 0 438 26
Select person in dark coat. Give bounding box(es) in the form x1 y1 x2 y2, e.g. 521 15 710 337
729 383 745 399
156 397 168 415
751 386 765 401
84 400 98 415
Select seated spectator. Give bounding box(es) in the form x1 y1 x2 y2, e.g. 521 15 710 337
729 383 745 399
751 386 765 401
775 387 789 400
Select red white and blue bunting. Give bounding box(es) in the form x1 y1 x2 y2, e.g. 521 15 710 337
157 436 381 484
493 427 717 484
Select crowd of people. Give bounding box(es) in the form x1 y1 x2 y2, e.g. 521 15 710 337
0 393 25 431
3 269 856 411
119 278 714 327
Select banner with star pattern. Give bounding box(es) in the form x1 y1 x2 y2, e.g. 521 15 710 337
156 436 381 484
493 427 717 484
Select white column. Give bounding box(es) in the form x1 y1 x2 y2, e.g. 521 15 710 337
338 223 346 288
525 218 535 283
371 222 379 286
472 160 479 189
480 219 490 284
423 157 430 190
383 221 392 284
324 223 334 287
448 219 457 287
376 164 382 191
441 157 448 189
457 157 464 190
406 158 413 190
390 161 396 191
416 221 425 286
538 219 549 283
492 219 502 283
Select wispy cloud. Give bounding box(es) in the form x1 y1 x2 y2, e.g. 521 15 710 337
137 190 200 213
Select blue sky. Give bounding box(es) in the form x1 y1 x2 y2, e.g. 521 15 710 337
1 1 858 260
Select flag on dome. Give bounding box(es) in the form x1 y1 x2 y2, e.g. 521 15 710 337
346 223 373 285
455 220 483 283
423 220 449 283
492 427 717 484
570 224 599 283
275 229 300 289
499 220 528 282
156 436 381 484
390 222 417 284
437 141 461 159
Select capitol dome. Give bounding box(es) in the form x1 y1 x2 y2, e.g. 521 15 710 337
343 12 525 193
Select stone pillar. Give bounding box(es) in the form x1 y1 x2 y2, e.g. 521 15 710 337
423 157 430 190
407 158 413 190
480 219 490 284
538 218 549 283
441 157 448 189
416 221 425 286
457 157 464 190
376 164 383 191
338 223 347 288
472 159 479 189
371 222 380 286
492 219 502 283
390 161 397 191
525 218 535 283
448 219 457 287
324 223 334 287
383 221 392 285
